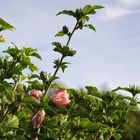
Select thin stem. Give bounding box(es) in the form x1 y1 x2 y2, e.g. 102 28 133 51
0 77 20 124
93 127 100 140
108 123 121 140
31 128 40 140
0 107 10 123
43 21 79 99
13 81 18 92
66 21 78 46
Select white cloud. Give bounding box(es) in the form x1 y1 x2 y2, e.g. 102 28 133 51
117 0 140 8
99 0 140 20
102 7 140 20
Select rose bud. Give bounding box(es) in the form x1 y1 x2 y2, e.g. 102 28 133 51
28 89 42 100
40 71 47 80
31 110 46 129
52 90 70 106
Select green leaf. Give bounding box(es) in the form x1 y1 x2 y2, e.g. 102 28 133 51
79 16 89 23
67 49 77 57
119 95 137 104
62 26 69 34
53 46 63 54
0 17 15 31
31 52 42 60
55 26 69 37
57 10 75 17
84 24 96 32
127 105 138 111
113 133 122 140
52 42 62 47
30 74 40 79
86 86 98 94
22 96 40 105
55 31 65 37
3 115 19 128
53 59 60 67
92 5 104 10
49 75 58 82
61 65 68 72
82 5 96 15
28 63 38 72
62 46 77 57
3 46 20 57
52 42 64 54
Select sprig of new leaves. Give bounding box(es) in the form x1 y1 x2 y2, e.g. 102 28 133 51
0 18 15 42
43 4 104 98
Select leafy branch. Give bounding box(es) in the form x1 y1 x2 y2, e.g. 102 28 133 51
42 5 104 99
43 20 78 99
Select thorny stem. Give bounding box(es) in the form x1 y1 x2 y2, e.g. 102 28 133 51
43 21 79 99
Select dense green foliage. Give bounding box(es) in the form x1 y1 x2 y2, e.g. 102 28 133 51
0 4 140 140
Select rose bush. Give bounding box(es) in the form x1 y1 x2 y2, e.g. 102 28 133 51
0 4 140 140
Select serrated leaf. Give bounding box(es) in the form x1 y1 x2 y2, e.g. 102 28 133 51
3 115 19 128
53 59 60 68
85 24 96 32
63 46 70 53
67 49 77 56
53 46 63 54
52 42 62 47
52 42 64 54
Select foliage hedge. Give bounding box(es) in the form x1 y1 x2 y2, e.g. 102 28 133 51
0 4 140 140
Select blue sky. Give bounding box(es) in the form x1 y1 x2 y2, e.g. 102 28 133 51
1 0 140 89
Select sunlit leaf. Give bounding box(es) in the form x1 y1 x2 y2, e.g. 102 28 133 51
84 24 96 32
57 10 75 17
0 17 15 31
3 115 19 128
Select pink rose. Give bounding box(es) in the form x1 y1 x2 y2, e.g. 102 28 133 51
28 89 42 100
52 90 70 106
31 110 46 129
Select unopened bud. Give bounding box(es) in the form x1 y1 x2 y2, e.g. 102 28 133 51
31 110 46 129
40 71 47 80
